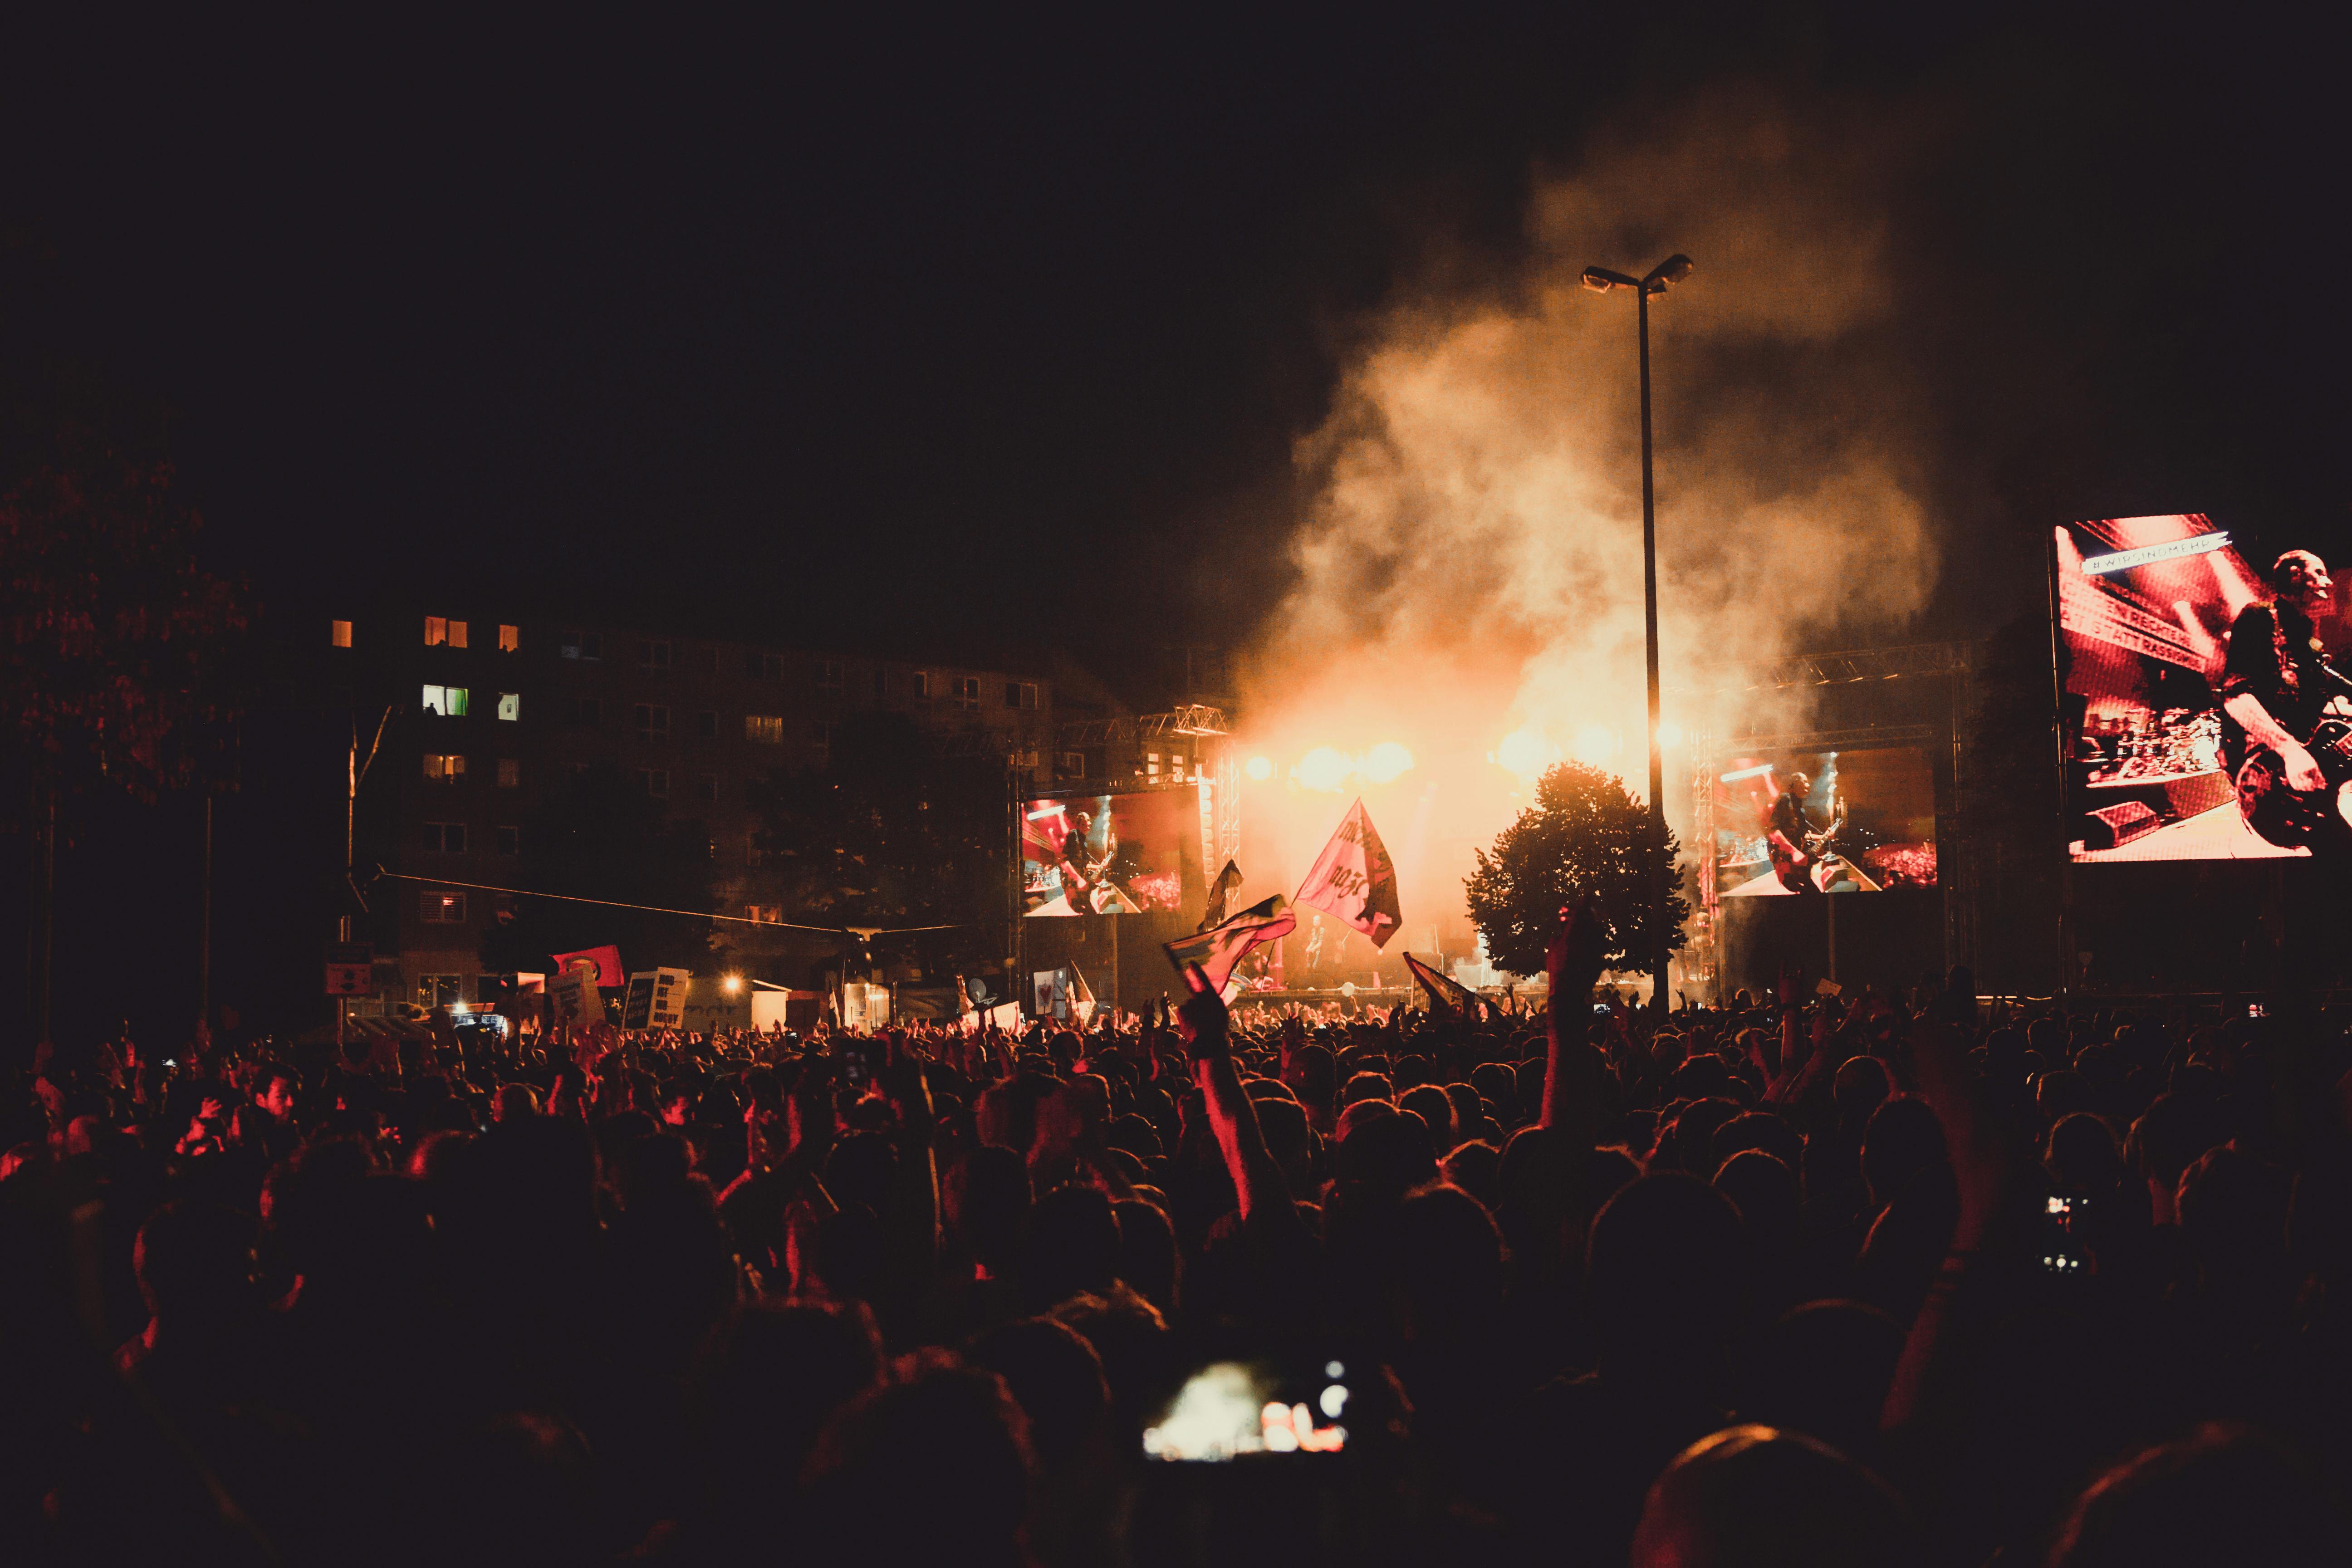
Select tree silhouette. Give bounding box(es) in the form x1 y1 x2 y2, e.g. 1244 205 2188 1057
476 761 719 977
1464 760 1687 979
750 711 1007 972
0 458 247 803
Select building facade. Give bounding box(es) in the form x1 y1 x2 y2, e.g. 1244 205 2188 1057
321 608 1060 1007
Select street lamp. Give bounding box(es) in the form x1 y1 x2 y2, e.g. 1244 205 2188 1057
1581 252 1693 1014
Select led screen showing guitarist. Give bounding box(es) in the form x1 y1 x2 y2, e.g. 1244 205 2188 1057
2222 551 2352 856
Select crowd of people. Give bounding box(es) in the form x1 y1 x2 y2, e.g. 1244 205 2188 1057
7 910 2352 1566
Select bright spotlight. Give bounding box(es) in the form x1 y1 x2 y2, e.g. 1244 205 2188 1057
1572 725 1620 764
1362 741 1414 784
1244 754 1275 782
1293 746 1351 792
1493 725 1558 784
1656 720 1685 748
722 974 743 995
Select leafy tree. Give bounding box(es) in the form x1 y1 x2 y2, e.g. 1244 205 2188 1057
1 455 248 1044
476 761 719 976
0 458 247 802
750 711 1008 971
1464 760 1687 979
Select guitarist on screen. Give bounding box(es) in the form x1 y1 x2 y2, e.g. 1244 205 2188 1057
2221 550 2352 856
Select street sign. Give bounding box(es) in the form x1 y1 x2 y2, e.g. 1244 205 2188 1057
325 943 374 996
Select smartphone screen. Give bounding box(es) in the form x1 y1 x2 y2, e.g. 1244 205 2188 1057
1142 1357 1351 1460
834 1037 873 1091
2042 1195 2092 1275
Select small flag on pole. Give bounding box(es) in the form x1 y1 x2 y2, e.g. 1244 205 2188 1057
1404 952 1481 1016
1294 799 1402 949
1164 894 1298 991
1201 860 1244 931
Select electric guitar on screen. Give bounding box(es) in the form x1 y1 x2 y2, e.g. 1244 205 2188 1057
2236 716 2352 849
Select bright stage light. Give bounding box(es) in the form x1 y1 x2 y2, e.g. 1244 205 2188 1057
1245 754 1275 781
1293 746 1351 792
1493 725 1558 784
1362 741 1414 783
722 974 743 995
1572 725 1620 764
1656 720 1685 748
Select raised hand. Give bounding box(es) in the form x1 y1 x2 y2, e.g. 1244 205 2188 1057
1546 897 1608 1000
1176 962 1231 1061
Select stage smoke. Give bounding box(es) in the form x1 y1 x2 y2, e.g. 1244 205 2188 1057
1236 87 1942 972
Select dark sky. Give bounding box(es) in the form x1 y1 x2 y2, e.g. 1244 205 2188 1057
2 4 2343 672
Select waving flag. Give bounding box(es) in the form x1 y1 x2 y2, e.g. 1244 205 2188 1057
550 945 624 987
1404 952 1480 1016
1200 860 1244 931
1294 799 1402 949
1164 894 1297 991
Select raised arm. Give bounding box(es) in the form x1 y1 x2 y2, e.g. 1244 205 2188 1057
1178 963 1301 1242
1540 901 1609 1138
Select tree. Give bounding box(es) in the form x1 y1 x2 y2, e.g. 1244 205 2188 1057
750 711 1008 973
476 761 719 977
1464 760 1687 980
0 458 247 801
1 456 249 1044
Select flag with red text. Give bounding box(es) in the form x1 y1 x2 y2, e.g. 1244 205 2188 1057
1294 799 1402 949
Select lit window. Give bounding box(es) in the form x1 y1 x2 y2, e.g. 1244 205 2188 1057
424 754 465 782
698 774 720 804
496 692 519 722
817 659 844 694
695 710 718 739
636 639 672 672
496 758 520 788
495 825 520 856
639 768 670 798
425 616 447 646
423 822 467 853
1007 681 1038 710
417 975 462 1007
746 904 782 924
421 685 470 716
746 714 784 744
1061 752 1085 776
420 890 469 924
331 619 353 648
498 624 520 652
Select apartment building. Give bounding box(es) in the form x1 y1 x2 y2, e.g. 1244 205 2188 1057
323 608 1058 1008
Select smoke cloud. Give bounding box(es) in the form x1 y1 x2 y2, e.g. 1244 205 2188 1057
1235 88 1945 963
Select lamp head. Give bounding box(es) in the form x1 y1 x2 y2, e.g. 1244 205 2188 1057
1645 254 1695 290
1580 268 1617 294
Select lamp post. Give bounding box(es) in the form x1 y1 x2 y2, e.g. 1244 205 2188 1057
1581 253 1693 1015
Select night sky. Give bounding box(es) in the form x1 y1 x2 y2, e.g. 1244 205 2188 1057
2 4 2344 666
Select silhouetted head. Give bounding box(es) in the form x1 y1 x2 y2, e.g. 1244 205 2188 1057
1588 1173 1744 1376
804 1353 1034 1568
2049 1421 2341 1567
1632 1424 1920 1568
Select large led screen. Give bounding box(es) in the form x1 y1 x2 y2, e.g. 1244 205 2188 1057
2056 514 2339 862
1022 790 1194 916
1715 747 1937 896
